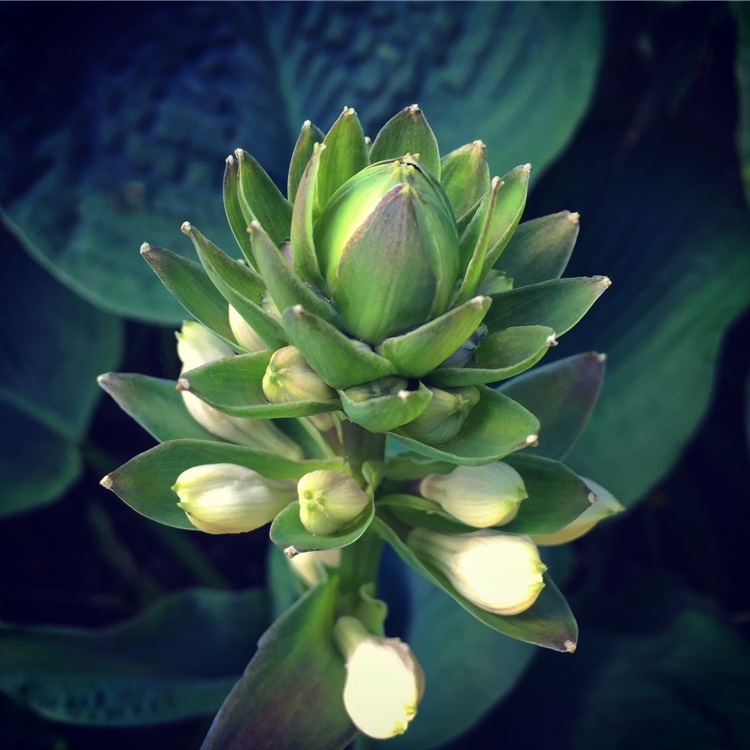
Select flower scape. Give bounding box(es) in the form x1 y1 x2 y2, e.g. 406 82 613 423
98 105 622 742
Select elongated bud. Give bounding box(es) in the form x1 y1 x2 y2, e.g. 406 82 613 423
176 320 233 371
288 548 341 587
334 616 424 739
228 304 275 353
420 462 528 527
172 463 296 534
400 386 480 444
408 528 546 615
532 478 624 545
297 470 369 535
262 345 338 404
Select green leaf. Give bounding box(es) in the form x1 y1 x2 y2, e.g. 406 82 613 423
97 373 218 442
201 577 355 750
440 141 491 224
288 120 326 203
381 454 456 481
429 326 556 387
101 439 342 530
497 211 579 287
179 352 341 418
483 276 611 337
340 381 433 433
373 514 577 652
269 498 375 554
283 306 396 389
139 243 237 346
223 154 257 267
0 587 269 725
369 105 441 179
499 352 606 460
0 245 123 517
391 386 540 466
377 296 492 378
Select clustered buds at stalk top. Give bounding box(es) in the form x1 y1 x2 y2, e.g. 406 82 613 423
297 470 369 535
288 548 342 588
314 156 460 343
420 462 528 527
172 463 296 534
262 345 337 404
176 323 304 460
532 477 624 546
400 386 480 444
334 615 424 740
408 528 546 615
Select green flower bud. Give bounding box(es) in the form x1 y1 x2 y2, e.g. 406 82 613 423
400 386 480 444
172 463 296 534
314 157 460 343
420 462 528 528
297 470 369 535
408 528 546 615
334 616 424 740
262 345 338 404
288 548 341 588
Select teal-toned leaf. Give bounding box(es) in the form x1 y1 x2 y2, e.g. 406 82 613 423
369 105 441 179
429 326 556 387
101 439 343 530
267 544 305 621
440 141 490 224
288 120 326 203
140 243 237 346
483 276 611 337
181 221 287 350
377 296 492 378
501 455 594 536
499 352 605 460
497 211 579 287
0 245 123 517
0 587 268 726
235 148 293 246
97 372 218 442
283 306 396 389
391 386 540 466
340 381 432 433
373 514 577 652
223 154 256 267
201 577 355 750
269 498 375 554
317 106 369 210
179 352 341 418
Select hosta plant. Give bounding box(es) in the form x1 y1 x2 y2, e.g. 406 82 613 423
99 105 621 747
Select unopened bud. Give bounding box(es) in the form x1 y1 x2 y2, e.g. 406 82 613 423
420 462 527 527
228 305 267 353
334 616 424 739
172 463 296 534
401 386 480 444
176 321 233 371
262 346 337 404
297 470 369 535
408 528 546 615
288 548 342 587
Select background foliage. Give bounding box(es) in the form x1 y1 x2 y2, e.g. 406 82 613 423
1 2 748 749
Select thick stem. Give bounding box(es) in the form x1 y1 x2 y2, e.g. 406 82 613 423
341 420 386 487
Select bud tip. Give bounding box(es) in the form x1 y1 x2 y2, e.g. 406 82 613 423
284 545 301 559
100 475 113 490
225 154 235 167
595 352 607 363
180 221 192 235
407 103 420 113
176 377 190 392
139 242 151 255
526 434 539 447
522 163 532 174
564 639 577 653
587 491 598 504
568 211 580 223
546 333 558 347
397 390 411 401
291 304 305 318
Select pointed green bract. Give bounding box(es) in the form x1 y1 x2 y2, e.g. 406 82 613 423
140 243 237 347
340 379 433 433
381 454 456 481
498 211 579 287
178 353 340 419
430 326 556 387
369 104 441 179
223 154 257 268
317 107 369 210
282 306 395 389
235 148 293 247
440 141 491 224
377 296 492 378
288 120 325 203
484 276 611 336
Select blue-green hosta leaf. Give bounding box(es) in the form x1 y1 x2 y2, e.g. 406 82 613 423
372 514 577 652
101 439 343 530
0 4 600 323
178 352 341 419
391 386 540 466
0 244 123 517
269 498 375 555
0 587 268 726
499 352 606 460
201 576 355 750
429 326 556 387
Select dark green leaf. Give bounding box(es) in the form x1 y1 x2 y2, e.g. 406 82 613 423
223 154 257 267
439 141 490 224
288 120 326 203
340 381 432 434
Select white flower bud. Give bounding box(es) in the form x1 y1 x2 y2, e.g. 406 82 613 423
176 321 234 371
262 346 337 404
408 528 546 615
532 477 624 546
419 462 528 527
334 616 424 740
228 304 267 353
288 548 341 587
297 470 369 535
172 463 296 534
